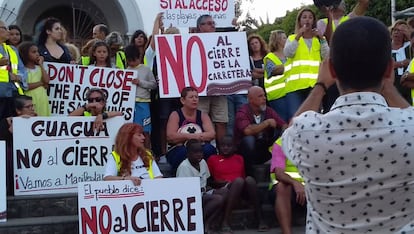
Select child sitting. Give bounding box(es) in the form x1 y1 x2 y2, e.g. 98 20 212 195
207 136 268 233
176 139 226 234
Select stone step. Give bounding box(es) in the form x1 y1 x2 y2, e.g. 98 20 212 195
7 193 77 219
0 215 78 234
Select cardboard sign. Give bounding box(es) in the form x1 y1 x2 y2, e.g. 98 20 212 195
78 178 203 234
0 141 6 222
155 32 252 98
46 63 137 121
13 116 124 195
159 0 234 27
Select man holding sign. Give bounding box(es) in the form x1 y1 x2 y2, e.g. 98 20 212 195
196 15 228 145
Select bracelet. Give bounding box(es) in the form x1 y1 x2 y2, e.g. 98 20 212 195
102 112 108 120
314 82 328 94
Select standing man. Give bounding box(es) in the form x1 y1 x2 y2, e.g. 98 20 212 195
234 86 286 176
195 15 228 145
282 17 414 233
92 24 109 40
0 20 27 119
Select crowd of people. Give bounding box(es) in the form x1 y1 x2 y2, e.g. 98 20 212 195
2 0 414 233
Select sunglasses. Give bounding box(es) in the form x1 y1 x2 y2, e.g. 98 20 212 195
87 97 103 103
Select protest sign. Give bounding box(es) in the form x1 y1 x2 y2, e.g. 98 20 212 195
0 141 6 222
46 63 137 121
78 178 203 234
160 0 234 28
155 31 252 98
13 116 124 195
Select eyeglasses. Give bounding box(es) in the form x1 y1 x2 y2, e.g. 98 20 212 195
23 104 35 109
87 97 103 103
200 21 215 26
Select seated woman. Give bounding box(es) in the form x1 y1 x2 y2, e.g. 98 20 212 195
104 123 163 185
0 95 37 195
69 88 122 130
166 86 217 172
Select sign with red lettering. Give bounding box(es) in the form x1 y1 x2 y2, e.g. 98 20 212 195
155 32 252 98
160 0 234 27
45 63 137 121
0 141 5 222
78 178 203 234
13 116 124 196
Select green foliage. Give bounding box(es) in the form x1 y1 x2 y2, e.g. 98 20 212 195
246 0 414 43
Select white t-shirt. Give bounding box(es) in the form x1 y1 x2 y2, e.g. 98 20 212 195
176 159 210 190
104 154 162 179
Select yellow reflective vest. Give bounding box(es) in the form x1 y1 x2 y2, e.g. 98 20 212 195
263 52 286 101
409 61 414 105
81 51 126 69
269 137 304 189
284 35 321 94
0 43 23 95
111 150 154 179
322 16 350 32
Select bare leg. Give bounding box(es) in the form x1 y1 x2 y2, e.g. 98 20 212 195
222 178 244 227
244 176 263 224
275 182 293 234
203 193 224 232
215 122 227 146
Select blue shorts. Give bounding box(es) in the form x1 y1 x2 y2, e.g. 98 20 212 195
134 102 151 132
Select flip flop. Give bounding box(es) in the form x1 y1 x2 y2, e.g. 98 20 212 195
258 223 269 232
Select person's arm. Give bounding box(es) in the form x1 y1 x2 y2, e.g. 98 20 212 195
283 38 299 58
137 68 157 89
149 12 164 51
166 111 193 144
15 48 28 90
243 118 277 136
351 0 370 16
69 104 88 116
383 60 410 108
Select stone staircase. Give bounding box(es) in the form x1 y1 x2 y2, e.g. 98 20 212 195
0 162 303 233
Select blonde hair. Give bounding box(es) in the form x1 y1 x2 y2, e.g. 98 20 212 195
268 30 286 52
65 43 80 63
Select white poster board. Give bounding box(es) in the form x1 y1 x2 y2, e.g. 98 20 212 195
159 0 234 28
46 62 137 121
155 31 252 98
0 141 6 222
78 178 203 234
13 116 124 195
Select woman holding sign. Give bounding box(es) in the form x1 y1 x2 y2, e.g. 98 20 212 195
69 88 122 130
104 123 163 185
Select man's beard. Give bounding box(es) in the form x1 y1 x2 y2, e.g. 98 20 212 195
260 105 266 112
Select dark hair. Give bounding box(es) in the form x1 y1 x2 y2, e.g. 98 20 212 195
130 30 148 47
18 41 37 66
37 17 61 45
331 17 391 90
124 44 141 62
85 88 108 102
97 24 109 37
186 139 203 154
196 14 212 32
14 95 32 111
7 25 22 45
89 40 111 67
180 86 198 98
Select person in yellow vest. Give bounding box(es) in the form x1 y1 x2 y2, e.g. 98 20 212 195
105 31 126 69
69 88 122 130
283 8 329 122
264 30 289 122
0 20 28 119
401 58 414 105
104 123 163 186
270 138 305 234
317 0 369 43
